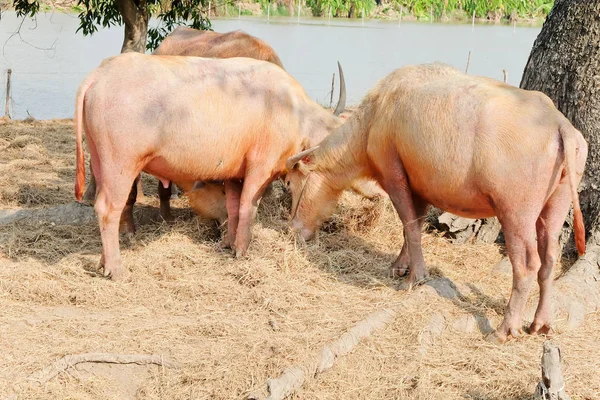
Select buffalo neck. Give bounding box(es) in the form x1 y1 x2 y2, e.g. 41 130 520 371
313 107 371 191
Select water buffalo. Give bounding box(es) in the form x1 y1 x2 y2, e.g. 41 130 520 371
74 53 355 280
154 27 285 69
81 27 350 229
285 63 587 343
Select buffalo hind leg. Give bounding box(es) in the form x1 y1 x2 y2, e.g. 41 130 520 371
158 181 174 222
222 180 243 251
119 175 139 236
95 171 139 281
530 182 573 335
489 215 540 343
233 171 273 257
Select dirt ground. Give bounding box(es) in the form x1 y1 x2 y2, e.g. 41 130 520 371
0 119 598 400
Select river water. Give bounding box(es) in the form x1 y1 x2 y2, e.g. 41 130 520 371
0 12 541 120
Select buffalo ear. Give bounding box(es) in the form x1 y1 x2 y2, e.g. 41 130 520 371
285 146 319 172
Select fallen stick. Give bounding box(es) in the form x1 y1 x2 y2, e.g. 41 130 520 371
28 353 179 385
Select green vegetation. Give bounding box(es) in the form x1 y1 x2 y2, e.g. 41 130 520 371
394 0 553 21
306 0 553 21
12 0 212 51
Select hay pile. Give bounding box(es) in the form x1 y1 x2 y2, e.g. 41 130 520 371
0 119 598 400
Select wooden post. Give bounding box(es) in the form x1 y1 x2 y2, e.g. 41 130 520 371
329 72 335 109
502 69 508 83
268 1 270 20
472 10 475 31
398 6 402 26
465 51 471 74
533 341 570 400
208 0 211 17
4 69 11 119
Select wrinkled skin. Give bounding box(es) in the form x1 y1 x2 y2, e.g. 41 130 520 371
74 53 345 280
287 63 588 343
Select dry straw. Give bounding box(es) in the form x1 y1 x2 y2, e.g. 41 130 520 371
0 120 598 399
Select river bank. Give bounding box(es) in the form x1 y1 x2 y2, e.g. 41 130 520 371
1 0 551 25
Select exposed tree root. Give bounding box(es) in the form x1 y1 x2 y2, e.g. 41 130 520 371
248 308 397 400
552 243 600 329
248 279 472 400
27 353 179 385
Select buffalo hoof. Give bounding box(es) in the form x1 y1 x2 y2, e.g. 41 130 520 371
235 246 248 258
484 330 506 344
218 237 232 250
100 261 129 282
389 265 409 279
485 326 524 344
528 321 552 336
119 222 136 236
396 267 428 291
159 208 174 223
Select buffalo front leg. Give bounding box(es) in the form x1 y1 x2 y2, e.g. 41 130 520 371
233 172 272 258
530 182 573 335
158 180 174 222
391 198 429 279
391 231 410 278
489 218 540 343
223 180 243 251
380 163 429 288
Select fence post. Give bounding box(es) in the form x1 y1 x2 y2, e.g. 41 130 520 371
4 69 11 119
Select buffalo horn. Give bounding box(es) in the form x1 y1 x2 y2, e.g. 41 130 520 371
286 146 319 170
332 61 347 116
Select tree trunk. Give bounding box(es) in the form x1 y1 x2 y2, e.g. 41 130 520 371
115 0 149 53
520 0 600 248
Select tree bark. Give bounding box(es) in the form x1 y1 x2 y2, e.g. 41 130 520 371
520 0 600 248
115 0 149 53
